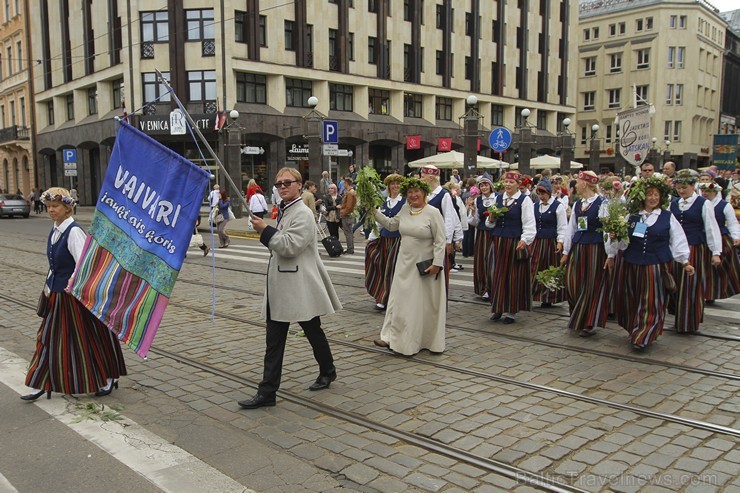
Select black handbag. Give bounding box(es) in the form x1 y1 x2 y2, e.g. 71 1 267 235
416 258 434 276
36 290 49 318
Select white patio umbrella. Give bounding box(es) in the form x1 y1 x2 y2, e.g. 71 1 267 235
408 150 507 169
509 154 582 170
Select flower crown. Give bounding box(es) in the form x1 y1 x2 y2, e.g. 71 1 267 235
626 175 672 213
399 177 431 197
697 182 722 192
42 193 75 206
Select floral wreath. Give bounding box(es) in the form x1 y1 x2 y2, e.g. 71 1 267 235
626 175 672 213
41 192 75 206
399 177 431 197
696 182 722 192
492 181 505 192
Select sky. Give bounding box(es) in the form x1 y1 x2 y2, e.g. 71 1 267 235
710 0 737 13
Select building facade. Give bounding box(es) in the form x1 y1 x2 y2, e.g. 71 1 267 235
31 0 577 205
0 0 34 196
720 9 739 134
577 0 728 171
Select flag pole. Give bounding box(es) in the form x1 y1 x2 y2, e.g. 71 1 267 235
155 69 254 219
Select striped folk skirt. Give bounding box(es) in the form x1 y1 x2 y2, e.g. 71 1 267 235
489 236 531 315
605 251 623 315
669 243 709 333
705 234 740 301
473 229 495 296
365 236 401 305
564 243 609 331
531 237 565 304
616 262 668 347
25 291 127 395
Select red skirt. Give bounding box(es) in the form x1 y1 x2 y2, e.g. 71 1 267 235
531 237 565 304
564 243 608 331
617 262 668 346
473 229 494 296
669 243 709 333
365 236 401 305
489 236 531 315
705 235 740 300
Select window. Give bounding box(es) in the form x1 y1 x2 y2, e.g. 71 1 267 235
65 94 74 121
436 97 452 120
16 41 21 71
185 9 214 41
6 46 11 75
677 47 685 68
610 53 622 73
670 15 677 28
609 23 616 36
636 85 648 105
583 28 590 41
143 72 172 103
284 20 295 50
19 96 25 126
368 0 377 12
618 22 625 34
435 50 444 75
348 33 354 60
580 126 587 145
47 101 54 125
491 104 504 126
592 27 599 39
235 11 246 43
285 78 312 107
664 121 672 142
666 84 674 105
404 93 422 118
436 4 443 29
0 105 4 128
0 56 3 79
605 124 612 144
646 17 653 30
368 88 389 114
675 84 683 105
87 87 97 115
636 49 649 69
679 15 687 28
673 121 681 141
636 18 644 32
368 37 377 64
141 11 169 42
465 56 472 80
259 15 267 46
329 29 338 63
112 78 123 108
668 47 675 68
404 0 411 21
537 110 546 130
329 84 353 111
584 56 596 76
583 91 595 111
608 88 620 109
236 72 266 103
187 70 216 101
10 100 15 125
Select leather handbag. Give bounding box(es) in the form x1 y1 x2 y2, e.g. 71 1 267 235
36 290 49 318
416 259 434 276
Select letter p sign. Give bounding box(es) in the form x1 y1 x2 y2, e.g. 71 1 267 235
323 120 338 143
63 149 77 163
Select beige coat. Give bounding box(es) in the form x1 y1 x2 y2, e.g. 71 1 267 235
262 200 342 322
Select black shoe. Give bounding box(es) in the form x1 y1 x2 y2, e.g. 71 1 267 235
20 390 51 401
540 302 553 308
705 299 715 305
579 327 596 337
631 343 647 352
373 339 389 348
502 316 516 324
238 394 276 409
489 312 502 321
95 380 119 397
309 371 337 391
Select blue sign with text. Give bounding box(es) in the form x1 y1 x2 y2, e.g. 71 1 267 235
489 127 512 153
323 121 338 143
63 149 77 163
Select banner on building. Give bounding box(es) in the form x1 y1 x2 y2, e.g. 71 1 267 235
406 135 421 150
68 121 210 358
617 106 652 167
438 138 452 152
712 134 738 171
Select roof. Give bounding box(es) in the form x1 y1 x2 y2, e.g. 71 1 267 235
579 0 721 19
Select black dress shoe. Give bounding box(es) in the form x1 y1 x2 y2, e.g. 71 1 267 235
95 380 118 397
489 312 502 321
309 372 337 391
20 390 51 401
579 327 596 337
238 394 276 409
502 316 516 324
540 302 553 308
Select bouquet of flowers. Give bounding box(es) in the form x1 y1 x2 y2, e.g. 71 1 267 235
535 265 565 291
485 203 509 221
600 179 623 199
355 166 386 234
492 181 505 192
597 199 630 243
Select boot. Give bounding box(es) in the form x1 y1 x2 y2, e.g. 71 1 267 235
199 244 210 256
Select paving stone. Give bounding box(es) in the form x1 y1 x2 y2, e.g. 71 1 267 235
541 445 571 461
406 473 446 492
572 449 607 465
314 453 353 474
673 457 709 474
341 462 379 485
365 456 411 478
517 455 552 472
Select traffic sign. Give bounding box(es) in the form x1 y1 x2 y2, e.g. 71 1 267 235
64 169 78 177
63 163 77 170
489 127 512 153
241 146 265 155
63 149 77 163
323 120 338 143
323 144 338 156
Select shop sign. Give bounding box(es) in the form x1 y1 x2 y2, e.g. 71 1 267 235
137 111 213 136
287 143 310 161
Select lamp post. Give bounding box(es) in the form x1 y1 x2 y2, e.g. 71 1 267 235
649 137 658 167
517 108 534 176
588 123 600 172
304 96 325 184
662 140 671 168
558 118 575 175
225 109 244 218
462 95 481 178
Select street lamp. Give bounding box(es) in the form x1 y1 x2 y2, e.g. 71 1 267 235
557 118 575 174
589 124 600 172
303 95 325 184
224 109 245 217
461 95 482 178
516 108 535 176
663 139 671 165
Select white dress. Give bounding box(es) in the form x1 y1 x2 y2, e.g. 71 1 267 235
374 204 447 355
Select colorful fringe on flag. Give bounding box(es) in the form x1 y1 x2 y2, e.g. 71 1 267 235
68 121 209 358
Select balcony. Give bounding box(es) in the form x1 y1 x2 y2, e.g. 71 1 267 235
0 126 30 144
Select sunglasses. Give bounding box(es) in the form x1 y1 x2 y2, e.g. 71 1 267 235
274 180 299 189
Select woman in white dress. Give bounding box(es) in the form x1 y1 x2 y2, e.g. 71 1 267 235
372 178 447 356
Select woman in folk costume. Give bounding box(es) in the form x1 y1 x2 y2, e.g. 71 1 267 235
697 181 740 302
600 176 627 316
467 172 497 300
365 174 406 310
23 188 126 401
608 176 693 350
485 171 536 324
560 170 610 337
668 170 722 333
531 180 567 307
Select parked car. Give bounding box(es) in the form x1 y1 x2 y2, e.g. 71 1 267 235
0 194 31 218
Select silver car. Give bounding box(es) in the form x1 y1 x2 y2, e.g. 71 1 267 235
0 194 31 218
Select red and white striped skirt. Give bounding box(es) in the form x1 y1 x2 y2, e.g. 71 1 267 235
365 236 401 305
531 237 565 304
489 236 531 315
564 243 608 331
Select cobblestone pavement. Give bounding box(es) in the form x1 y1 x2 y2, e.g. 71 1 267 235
0 215 738 493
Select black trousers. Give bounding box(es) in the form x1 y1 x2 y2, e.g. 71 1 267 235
258 314 335 398
462 228 476 257
327 220 340 238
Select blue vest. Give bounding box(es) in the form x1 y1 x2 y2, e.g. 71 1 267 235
714 200 730 236
572 196 604 244
380 197 406 238
535 199 561 239
670 196 706 245
490 194 526 238
428 188 448 216
46 222 81 292
623 210 673 265
475 194 496 232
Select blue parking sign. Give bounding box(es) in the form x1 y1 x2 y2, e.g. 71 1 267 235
489 127 512 153
323 121 338 143
63 149 77 163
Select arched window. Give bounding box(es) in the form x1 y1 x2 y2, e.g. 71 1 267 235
13 158 19 191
